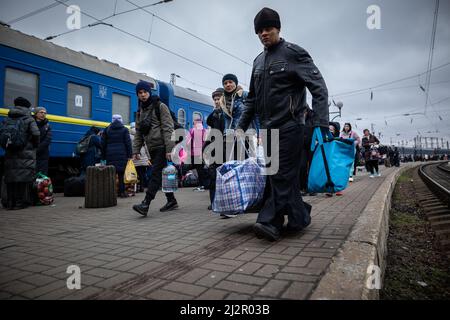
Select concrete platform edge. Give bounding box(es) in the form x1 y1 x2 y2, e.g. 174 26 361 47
310 163 421 300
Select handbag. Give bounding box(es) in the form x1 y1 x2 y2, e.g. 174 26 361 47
307 127 355 193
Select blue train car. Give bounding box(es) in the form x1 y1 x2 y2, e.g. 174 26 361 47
0 25 214 188
158 81 213 129
0 25 159 159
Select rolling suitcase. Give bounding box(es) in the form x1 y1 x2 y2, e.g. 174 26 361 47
85 165 117 208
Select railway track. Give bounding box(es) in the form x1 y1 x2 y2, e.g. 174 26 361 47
417 161 450 257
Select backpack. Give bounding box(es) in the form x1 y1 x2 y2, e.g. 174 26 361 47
154 102 184 130
138 101 183 136
75 135 91 155
0 117 28 151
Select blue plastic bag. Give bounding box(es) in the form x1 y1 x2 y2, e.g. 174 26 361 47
308 127 355 193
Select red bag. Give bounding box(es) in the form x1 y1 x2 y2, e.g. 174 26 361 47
34 173 54 205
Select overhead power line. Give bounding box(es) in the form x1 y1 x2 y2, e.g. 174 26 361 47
7 0 70 25
51 0 224 76
45 0 252 69
330 61 450 98
424 0 440 115
125 0 252 67
332 79 450 99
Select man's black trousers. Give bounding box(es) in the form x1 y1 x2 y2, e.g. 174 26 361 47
257 122 311 231
146 146 175 201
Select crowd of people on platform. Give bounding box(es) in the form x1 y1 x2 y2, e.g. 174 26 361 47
1 7 448 242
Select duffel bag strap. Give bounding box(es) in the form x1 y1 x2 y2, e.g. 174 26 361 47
320 144 335 193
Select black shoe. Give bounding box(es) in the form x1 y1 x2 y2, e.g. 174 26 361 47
253 223 280 242
160 199 178 212
133 203 149 216
119 192 128 198
133 195 151 216
208 205 212 211
308 193 317 196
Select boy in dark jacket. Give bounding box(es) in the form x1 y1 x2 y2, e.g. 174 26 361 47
204 88 226 211
132 81 178 216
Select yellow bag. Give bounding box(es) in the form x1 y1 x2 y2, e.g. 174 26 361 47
124 159 138 184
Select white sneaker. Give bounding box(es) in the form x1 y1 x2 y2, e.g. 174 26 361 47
349 177 354 182
377 173 381 177
369 174 375 178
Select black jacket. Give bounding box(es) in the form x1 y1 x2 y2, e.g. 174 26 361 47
4 106 40 183
102 121 132 173
206 109 225 134
238 39 329 130
36 118 52 173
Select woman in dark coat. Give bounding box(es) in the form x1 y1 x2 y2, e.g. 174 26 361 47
79 126 102 173
102 115 132 198
3 97 40 210
34 107 52 175
362 129 381 177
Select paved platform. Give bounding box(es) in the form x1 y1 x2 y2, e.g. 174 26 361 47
0 167 397 300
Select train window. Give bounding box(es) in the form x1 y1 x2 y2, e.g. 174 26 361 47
112 93 130 124
4 68 39 108
178 108 186 128
67 83 91 119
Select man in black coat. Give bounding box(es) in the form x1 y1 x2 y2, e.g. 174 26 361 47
34 107 52 175
237 8 329 241
3 97 40 210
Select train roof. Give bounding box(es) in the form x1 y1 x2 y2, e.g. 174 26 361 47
0 25 157 88
167 83 213 107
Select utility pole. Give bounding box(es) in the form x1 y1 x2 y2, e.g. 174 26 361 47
170 73 180 85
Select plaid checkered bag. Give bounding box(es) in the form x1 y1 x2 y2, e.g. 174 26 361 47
212 157 266 214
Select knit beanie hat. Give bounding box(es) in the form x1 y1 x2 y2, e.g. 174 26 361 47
254 7 281 34
212 88 225 98
35 107 47 114
135 80 152 95
14 96 31 108
222 74 238 86
112 114 123 124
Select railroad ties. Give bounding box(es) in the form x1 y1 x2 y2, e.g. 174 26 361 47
416 162 450 259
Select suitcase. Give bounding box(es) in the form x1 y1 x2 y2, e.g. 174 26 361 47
85 165 117 208
64 175 85 197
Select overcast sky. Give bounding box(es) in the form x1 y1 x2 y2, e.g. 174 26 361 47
1 0 449 147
